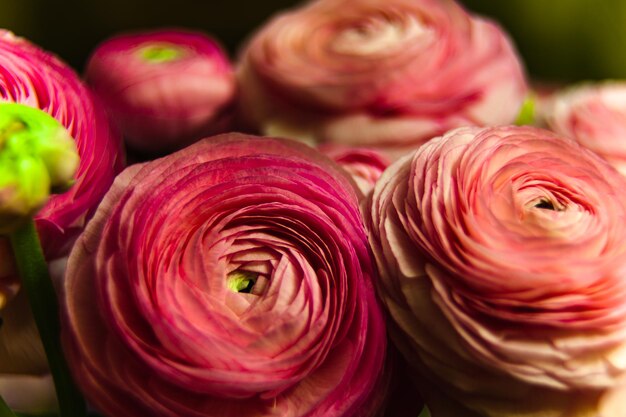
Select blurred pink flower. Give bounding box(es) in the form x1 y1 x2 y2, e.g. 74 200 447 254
86 29 236 154
62 133 387 417
546 82 626 176
318 145 389 195
0 31 123 413
238 0 527 159
366 125 626 416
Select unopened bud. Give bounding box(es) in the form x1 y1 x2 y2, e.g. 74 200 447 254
0 103 79 234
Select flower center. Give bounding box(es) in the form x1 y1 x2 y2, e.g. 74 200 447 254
138 43 184 63
534 199 558 211
226 270 258 294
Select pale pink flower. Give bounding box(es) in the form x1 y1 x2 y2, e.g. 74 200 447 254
62 133 388 417
546 82 626 176
367 125 626 416
238 0 527 159
86 29 236 154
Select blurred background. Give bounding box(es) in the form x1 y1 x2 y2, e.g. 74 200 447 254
1 0 625 82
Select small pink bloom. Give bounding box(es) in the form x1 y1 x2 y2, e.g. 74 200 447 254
546 82 626 176
318 145 389 195
366 125 626 415
86 29 236 154
238 0 527 159
62 133 387 417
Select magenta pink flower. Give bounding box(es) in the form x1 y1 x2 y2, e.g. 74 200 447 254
62 133 387 417
318 145 389 195
238 0 527 159
545 82 626 176
0 29 123 412
0 31 124 259
86 29 236 154
367 125 626 416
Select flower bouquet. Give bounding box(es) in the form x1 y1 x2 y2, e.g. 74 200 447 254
1 1 625 417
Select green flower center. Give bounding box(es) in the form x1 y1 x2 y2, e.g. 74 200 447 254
138 44 184 63
226 270 258 293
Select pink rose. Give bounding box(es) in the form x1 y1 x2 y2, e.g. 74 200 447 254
545 82 626 176
318 145 389 195
0 30 122 413
86 29 236 154
62 133 387 417
366 125 626 416
237 0 527 159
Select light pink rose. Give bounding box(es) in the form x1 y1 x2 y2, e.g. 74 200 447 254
0 30 123 413
545 82 626 176
318 145 389 195
62 133 388 417
86 29 236 154
237 0 527 159
366 125 626 416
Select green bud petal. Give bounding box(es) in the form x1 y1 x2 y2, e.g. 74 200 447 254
0 156 50 234
0 103 78 234
515 95 537 126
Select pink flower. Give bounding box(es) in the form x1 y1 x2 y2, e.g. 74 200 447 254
0 30 123 259
0 30 123 413
237 0 527 159
545 82 626 176
62 133 387 417
366 125 626 415
86 29 236 154
318 145 389 195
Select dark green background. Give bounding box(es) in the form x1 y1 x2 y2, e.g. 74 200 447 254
1 0 624 82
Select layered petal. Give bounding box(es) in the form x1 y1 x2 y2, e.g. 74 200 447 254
318 144 389 195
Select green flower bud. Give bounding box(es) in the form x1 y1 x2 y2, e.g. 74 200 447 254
0 103 79 234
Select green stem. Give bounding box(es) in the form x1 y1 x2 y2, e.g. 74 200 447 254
9 220 86 417
0 395 17 417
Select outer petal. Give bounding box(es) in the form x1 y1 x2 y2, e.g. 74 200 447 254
318 144 389 195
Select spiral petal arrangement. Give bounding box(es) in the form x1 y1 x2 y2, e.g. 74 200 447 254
62 133 387 417
238 0 527 158
367 125 626 416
